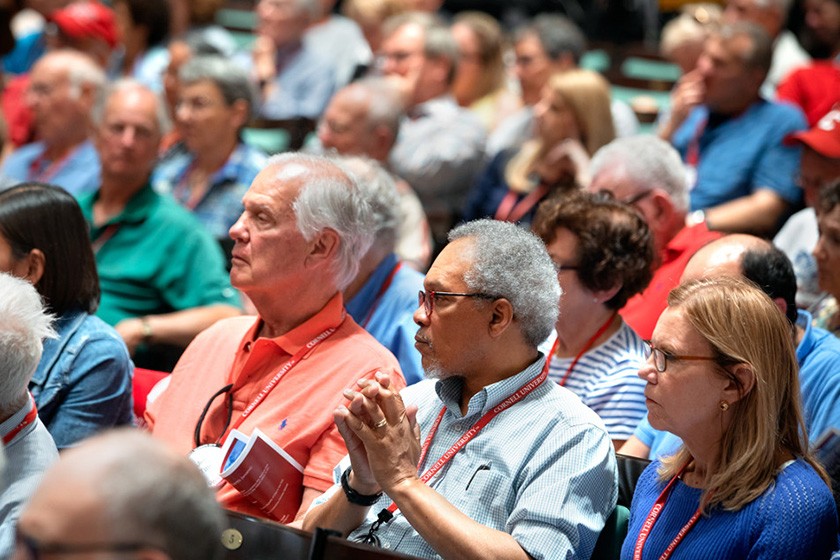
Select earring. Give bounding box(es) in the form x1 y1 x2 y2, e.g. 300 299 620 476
719 400 729 411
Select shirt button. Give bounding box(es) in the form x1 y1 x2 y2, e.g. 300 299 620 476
383 543 390 549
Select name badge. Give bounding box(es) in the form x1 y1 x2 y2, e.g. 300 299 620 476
188 444 225 488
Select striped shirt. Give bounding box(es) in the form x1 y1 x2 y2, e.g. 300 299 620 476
546 321 648 440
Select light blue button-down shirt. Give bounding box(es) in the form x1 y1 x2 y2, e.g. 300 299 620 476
327 356 618 559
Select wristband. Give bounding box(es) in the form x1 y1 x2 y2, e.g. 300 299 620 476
140 316 153 343
340 467 382 506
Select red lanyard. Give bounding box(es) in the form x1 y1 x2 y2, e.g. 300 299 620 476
91 224 121 254
27 147 77 183
361 262 402 328
3 399 37 445
633 462 705 560
222 317 344 440
685 117 707 168
384 366 548 515
544 313 616 385
494 185 550 223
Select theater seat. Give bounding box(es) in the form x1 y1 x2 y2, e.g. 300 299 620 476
132 367 169 420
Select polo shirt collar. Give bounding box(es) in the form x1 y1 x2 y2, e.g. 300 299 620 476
245 292 347 356
88 182 157 227
435 353 547 419
796 309 815 363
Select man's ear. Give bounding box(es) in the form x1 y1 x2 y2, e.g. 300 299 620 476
487 297 514 338
306 228 340 268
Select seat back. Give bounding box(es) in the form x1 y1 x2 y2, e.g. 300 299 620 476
617 453 651 508
590 504 630 560
132 367 169 420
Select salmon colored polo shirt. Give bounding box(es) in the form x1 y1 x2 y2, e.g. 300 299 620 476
146 293 405 521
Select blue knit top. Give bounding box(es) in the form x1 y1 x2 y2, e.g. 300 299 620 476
621 458 839 559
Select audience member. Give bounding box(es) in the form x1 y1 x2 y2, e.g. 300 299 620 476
1 2 117 151
776 2 840 126
146 153 405 522
304 0 372 86
153 55 267 242
799 0 840 57
774 107 840 307
0 273 58 558
622 277 837 559
450 11 520 132
532 191 653 447
341 0 406 54
0 50 105 195
660 3 723 74
17 429 225 560
589 135 721 340
724 0 810 96
621 235 840 459
167 0 238 57
109 0 171 92
317 77 432 270
79 79 240 371
488 14 638 156
249 0 336 119
462 69 614 225
1 0 71 75
811 178 840 335
660 22 806 235
0 183 133 449
303 219 617 560
340 156 425 385
379 12 487 246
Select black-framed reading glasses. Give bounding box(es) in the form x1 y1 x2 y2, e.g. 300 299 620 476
15 528 163 560
193 383 234 448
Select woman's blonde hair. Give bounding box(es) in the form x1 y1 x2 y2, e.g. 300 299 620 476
505 69 615 193
660 276 828 511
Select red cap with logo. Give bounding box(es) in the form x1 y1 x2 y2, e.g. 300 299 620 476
51 1 118 49
786 106 840 159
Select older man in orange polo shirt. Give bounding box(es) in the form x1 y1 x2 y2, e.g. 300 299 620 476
146 153 404 523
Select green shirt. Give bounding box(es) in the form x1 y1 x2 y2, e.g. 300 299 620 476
78 183 240 327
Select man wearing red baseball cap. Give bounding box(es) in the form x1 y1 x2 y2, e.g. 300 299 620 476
775 106 840 307
47 0 118 67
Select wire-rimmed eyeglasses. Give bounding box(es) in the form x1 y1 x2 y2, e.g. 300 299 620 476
418 290 497 316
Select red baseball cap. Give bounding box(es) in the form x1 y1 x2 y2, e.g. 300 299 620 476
51 1 118 49
786 106 840 159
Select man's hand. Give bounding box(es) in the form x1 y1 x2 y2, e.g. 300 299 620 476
659 69 705 141
337 373 421 494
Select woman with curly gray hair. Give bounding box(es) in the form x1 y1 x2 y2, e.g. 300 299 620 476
532 190 654 447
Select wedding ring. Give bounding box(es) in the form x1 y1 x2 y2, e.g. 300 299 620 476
373 418 388 429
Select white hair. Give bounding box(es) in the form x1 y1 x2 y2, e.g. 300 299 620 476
0 274 56 414
335 156 401 252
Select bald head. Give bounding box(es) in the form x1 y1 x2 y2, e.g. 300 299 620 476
18 429 224 560
681 234 770 282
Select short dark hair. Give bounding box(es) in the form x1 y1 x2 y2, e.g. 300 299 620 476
532 191 654 310
0 183 100 315
740 246 798 325
516 14 586 64
817 178 840 215
116 0 171 47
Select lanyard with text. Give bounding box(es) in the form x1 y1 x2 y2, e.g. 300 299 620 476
494 185 550 223
3 398 37 445
390 366 548 518
221 317 343 441
633 461 705 560
544 313 617 385
361 262 403 328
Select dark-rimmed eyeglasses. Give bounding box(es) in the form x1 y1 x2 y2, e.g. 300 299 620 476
620 190 654 206
15 528 160 560
642 340 720 373
418 290 497 316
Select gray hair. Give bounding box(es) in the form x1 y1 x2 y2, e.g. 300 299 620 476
268 153 375 290
590 135 690 212
93 78 172 135
449 220 560 347
337 156 401 251
0 273 56 414
179 55 256 116
717 21 773 74
383 12 460 83
349 77 404 138
43 50 107 119
516 14 586 64
86 430 224 560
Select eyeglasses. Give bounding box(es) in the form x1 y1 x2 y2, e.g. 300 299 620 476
15 528 159 560
551 262 580 274
642 340 720 373
194 383 234 448
418 290 496 316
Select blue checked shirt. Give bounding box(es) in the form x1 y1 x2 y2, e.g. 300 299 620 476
152 142 268 240
324 356 618 559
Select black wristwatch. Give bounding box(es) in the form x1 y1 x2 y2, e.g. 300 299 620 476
340 467 382 506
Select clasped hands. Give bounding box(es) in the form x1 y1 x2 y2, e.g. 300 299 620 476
335 372 422 498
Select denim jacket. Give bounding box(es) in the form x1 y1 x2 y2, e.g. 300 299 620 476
29 309 134 449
